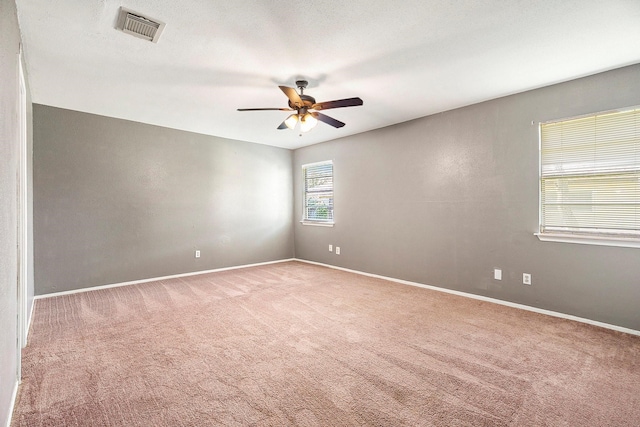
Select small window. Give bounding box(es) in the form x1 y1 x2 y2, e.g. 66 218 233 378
538 107 640 246
302 161 334 225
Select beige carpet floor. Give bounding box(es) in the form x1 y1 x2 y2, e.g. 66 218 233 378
12 261 640 426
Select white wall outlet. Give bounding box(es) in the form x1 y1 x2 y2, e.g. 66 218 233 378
195 250 200 258
335 247 341 255
494 269 502 280
329 244 333 252
523 273 531 285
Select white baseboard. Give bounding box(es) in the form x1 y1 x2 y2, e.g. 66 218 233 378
5 380 18 427
25 299 34 346
35 258 296 300
32 257 639 337
295 259 640 337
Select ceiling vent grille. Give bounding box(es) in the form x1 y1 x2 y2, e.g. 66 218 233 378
116 8 165 43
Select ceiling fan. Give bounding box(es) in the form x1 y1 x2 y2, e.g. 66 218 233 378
237 80 363 132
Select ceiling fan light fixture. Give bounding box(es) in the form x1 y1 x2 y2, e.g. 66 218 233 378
284 114 299 130
284 114 298 130
299 113 318 132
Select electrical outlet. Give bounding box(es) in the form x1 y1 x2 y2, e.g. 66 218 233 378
195 250 200 258
523 273 531 285
336 247 341 255
329 244 333 252
494 269 502 280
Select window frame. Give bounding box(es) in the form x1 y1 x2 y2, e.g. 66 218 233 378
536 106 640 249
301 160 334 227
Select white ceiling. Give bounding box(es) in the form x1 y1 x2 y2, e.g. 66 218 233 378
16 0 640 150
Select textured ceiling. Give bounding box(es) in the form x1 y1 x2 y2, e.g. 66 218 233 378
16 0 640 149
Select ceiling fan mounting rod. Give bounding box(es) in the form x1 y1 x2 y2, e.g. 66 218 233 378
295 79 308 95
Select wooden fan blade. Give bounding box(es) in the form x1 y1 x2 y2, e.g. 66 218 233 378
312 97 363 110
279 86 304 108
312 112 345 128
237 108 293 111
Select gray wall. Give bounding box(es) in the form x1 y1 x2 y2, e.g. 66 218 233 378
0 0 22 423
294 64 640 331
34 105 294 294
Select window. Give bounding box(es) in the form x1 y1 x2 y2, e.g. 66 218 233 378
302 161 334 225
537 107 640 247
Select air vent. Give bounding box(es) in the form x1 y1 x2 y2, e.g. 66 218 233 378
116 7 165 43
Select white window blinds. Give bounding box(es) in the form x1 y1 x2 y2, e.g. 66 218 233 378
303 161 334 222
540 107 640 237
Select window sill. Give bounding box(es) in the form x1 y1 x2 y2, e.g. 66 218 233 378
535 232 640 249
300 221 334 227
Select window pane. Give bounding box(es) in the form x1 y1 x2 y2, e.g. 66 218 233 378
305 192 333 220
540 107 640 237
303 161 333 222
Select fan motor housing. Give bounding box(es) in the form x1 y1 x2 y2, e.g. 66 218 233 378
289 94 316 110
